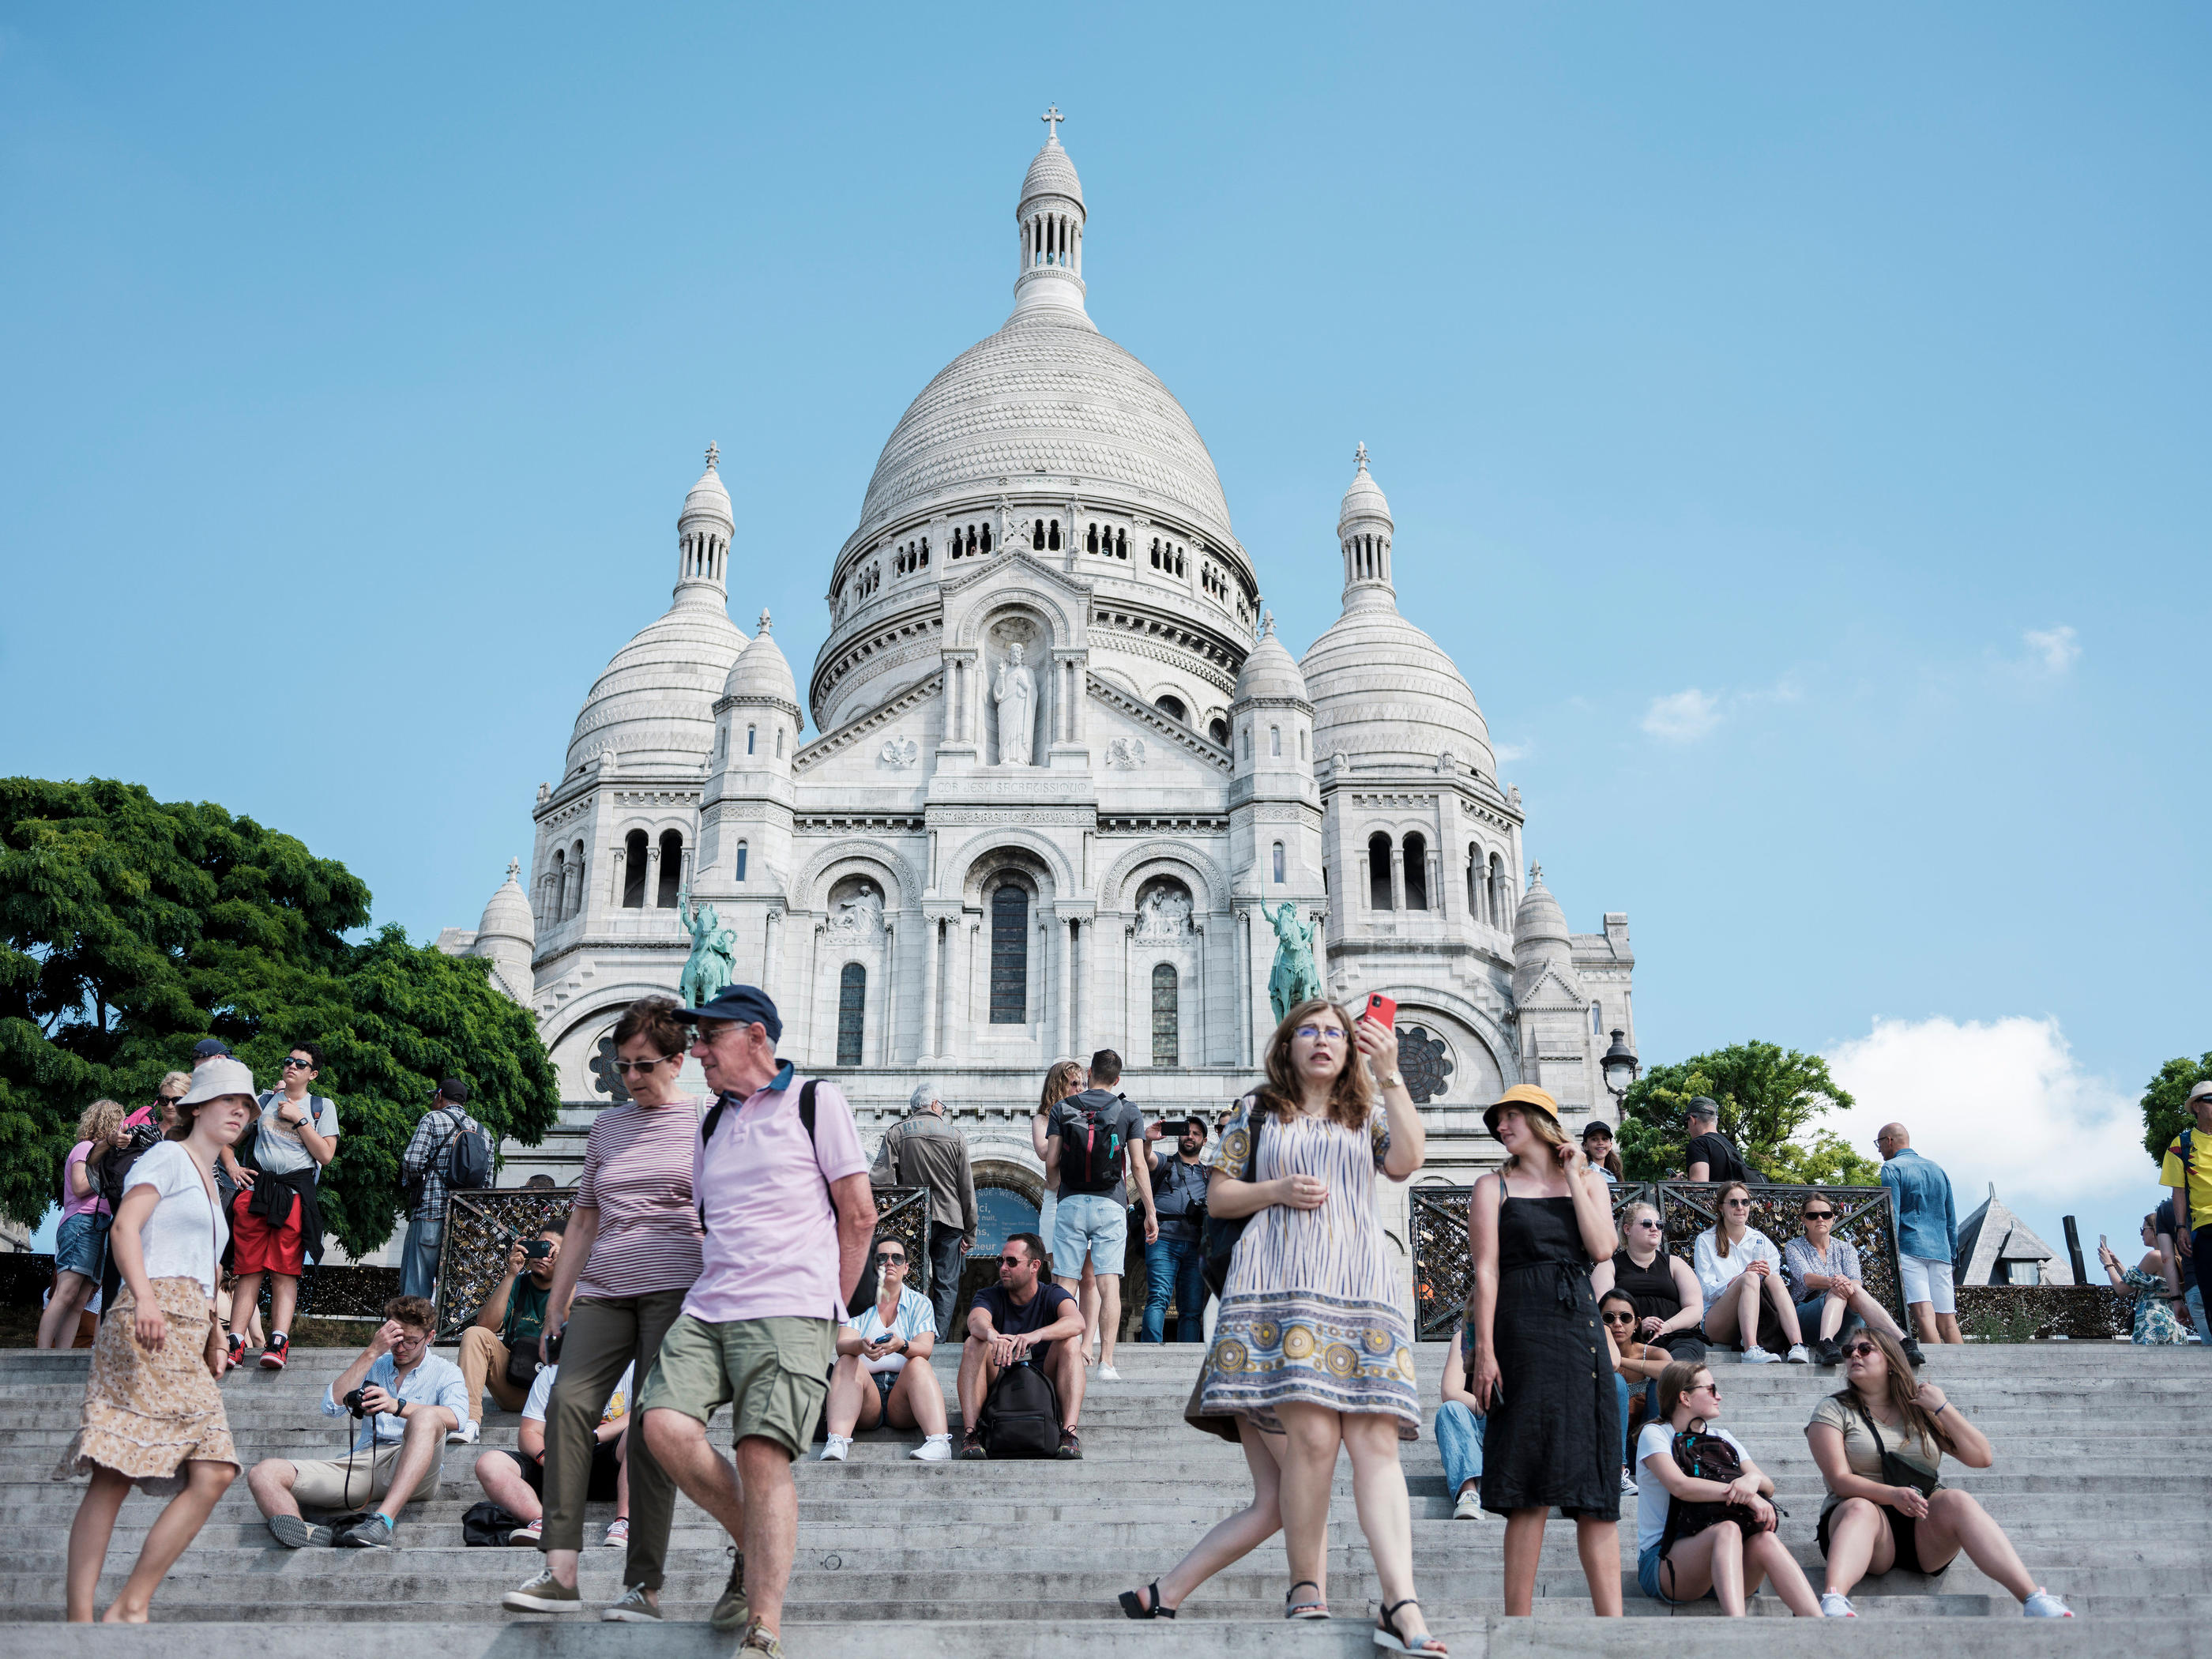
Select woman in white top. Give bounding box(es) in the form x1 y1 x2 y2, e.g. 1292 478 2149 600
57 1058 256 1623
820 1236 951 1461
1693 1182 1808 1364
1633 1359 1823 1615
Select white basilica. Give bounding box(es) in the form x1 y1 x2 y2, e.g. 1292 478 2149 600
440 117 1638 1237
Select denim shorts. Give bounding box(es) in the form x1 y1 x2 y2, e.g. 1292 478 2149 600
1051 1191 1128 1277
1638 1540 1718 1604
55 1211 108 1278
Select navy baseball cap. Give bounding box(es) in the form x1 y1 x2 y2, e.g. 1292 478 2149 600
673 984 782 1041
434 1078 470 1104
191 1038 231 1060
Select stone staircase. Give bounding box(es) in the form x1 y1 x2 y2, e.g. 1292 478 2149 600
2 1341 2203 1657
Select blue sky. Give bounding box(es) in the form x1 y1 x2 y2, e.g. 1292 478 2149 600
4 6 2206 1265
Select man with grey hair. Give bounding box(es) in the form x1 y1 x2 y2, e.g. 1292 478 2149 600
872 1078 978 1341
1682 1097 1751 1186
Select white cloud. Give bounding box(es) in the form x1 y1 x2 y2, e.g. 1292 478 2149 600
1492 740 1533 764
2022 625 2080 674
1823 1015 2152 1277
1642 688 1722 742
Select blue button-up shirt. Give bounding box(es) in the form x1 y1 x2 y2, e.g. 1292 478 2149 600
1881 1148 1958 1262
322 1349 471 1452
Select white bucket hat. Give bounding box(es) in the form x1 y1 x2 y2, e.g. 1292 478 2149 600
179 1056 257 1105
2187 1079 2212 1108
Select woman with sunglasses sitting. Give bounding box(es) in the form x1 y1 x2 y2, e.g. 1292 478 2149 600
1805 1329 2072 1619
1782 1198 1917 1367
1601 1290 1672 1495
822 1236 953 1462
1591 1201 1706 1363
1693 1183 1808 1364
1635 1360 1824 1615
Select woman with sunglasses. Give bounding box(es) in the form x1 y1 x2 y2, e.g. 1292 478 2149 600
1806 1328 2072 1619
1782 1198 1916 1367
1467 1084 1621 1618
1590 1201 1706 1364
526 996 706 1623
2097 1219 2188 1345
1196 999 1439 1651
1693 1183 1808 1364
1600 1289 1671 1493
822 1236 952 1460
1635 1361 1823 1616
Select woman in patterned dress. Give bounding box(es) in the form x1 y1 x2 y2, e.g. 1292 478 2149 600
2100 1218 2188 1345
1196 999 1441 1653
58 1059 256 1622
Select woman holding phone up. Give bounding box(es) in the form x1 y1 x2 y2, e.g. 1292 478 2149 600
1466 1084 1621 1616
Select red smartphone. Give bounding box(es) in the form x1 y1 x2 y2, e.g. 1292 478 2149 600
1364 993 1397 1028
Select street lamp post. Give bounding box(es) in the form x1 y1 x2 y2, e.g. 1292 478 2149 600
1601 1028 1639 1108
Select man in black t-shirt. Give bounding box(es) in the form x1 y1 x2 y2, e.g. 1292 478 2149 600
1042 1049 1155 1379
1683 1097 1751 1185
957 1232 1087 1459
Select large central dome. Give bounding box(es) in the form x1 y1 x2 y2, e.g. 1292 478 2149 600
852 128 1234 547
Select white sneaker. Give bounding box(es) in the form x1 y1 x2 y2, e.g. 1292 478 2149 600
1785 1344 1810 1364
2023 1591 2074 1619
1453 1488 1484 1520
1820 1593 1856 1618
1098 1364 1122 1381
1618 1468 1638 1496
819 1434 851 1462
910 1435 953 1462
1740 1346 1781 1364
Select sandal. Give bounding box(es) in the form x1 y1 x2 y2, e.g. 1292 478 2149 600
1375 1598 1446 1654
1285 1579 1329 1620
1118 1580 1176 1620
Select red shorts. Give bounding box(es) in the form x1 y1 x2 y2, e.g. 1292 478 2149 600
231 1187 305 1276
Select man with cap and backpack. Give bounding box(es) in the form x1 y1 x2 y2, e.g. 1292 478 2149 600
398 1079 494 1301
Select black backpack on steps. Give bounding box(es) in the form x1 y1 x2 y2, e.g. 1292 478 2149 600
976 1357 1062 1458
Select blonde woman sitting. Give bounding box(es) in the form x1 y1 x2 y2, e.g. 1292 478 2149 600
1693 1183 1807 1364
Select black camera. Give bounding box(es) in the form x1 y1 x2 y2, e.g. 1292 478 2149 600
524 1240 554 1260
341 1388 369 1418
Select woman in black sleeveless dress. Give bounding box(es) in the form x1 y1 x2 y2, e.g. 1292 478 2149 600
1466 1085 1621 1616
1591 1199 1708 1363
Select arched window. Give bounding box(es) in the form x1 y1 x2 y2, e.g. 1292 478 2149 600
1154 694 1187 724
1467 846 1484 922
1271 841 1285 883
837 964 867 1066
1086 524 1098 554
1269 725 1281 757
746 724 756 756
622 829 648 908
1367 832 1394 911
1151 963 1179 1066
1403 833 1429 910
1239 726 1251 759
1208 717 1229 746
1048 519 1060 551
775 728 785 758
980 522 992 553
656 830 683 908
1299 729 1308 760
1590 1002 1604 1035
569 839 585 920
550 848 566 922
735 841 748 882
1488 852 1508 924
989 883 1029 1024
1115 529 1127 558
1033 519 1045 550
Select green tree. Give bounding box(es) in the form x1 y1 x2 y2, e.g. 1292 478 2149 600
1616 1040 1880 1186
0 777 558 1253
2141 1053 2212 1167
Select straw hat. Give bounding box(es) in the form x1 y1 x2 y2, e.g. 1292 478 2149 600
1484 1083 1563 1141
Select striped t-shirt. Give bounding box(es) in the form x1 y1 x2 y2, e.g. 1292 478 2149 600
573 1097 706 1300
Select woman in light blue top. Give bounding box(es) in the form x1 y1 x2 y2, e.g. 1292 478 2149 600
821 1235 952 1459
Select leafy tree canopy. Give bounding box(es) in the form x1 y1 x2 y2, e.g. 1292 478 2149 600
0 777 558 1254
2141 1053 2212 1166
1616 1040 1880 1187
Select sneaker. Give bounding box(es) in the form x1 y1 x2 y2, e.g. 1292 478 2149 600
1814 1337 1841 1367
510 1517 544 1545
1056 1428 1083 1460
1740 1346 1781 1364
1785 1343 1810 1364
335 1513 396 1551
601 1584 660 1623
2022 1591 2074 1619
1098 1364 1123 1381
1619 1468 1639 1496
910 1435 953 1462
1453 1488 1484 1520
818 1434 851 1462
258 1333 289 1370
266 1514 333 1550
709 1548 750 1633
604 1517 629 1547
1820 1593 1857 1618
738 1619 784 1657
224 1333 247 1371
502 1569 582 1612
959 1431 988 1460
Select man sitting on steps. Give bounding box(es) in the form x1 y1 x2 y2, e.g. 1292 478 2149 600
457 1219 565 1429
958 1232 1087 1460
246 1296 471 1550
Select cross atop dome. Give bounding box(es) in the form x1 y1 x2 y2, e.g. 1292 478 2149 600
1355 441 1370 472
757 608 773 634
1041 104 1063 142
506 857 520 881
705 441 720 471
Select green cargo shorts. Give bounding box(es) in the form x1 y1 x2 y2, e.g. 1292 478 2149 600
635 1312 837 1462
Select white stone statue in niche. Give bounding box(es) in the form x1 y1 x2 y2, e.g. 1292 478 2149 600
1134 883 1193 942
826 880 886 936
1104 735 1146 769
993 643 1036 766
878 735 920 769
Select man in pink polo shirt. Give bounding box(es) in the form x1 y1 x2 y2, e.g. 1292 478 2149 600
635 985 875 1657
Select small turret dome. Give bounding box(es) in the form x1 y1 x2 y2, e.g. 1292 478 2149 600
1233 611 1308 705
476 858 535 948
722 610 799 708
1513 864 1571 954
1338 442 1392 534
681 445 734 531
